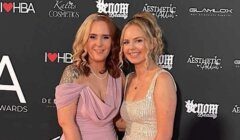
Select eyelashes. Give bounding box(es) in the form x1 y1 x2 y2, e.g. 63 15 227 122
89 34 111 40
122 38 145 47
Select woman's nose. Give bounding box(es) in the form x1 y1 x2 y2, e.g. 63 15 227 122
95 37 103 47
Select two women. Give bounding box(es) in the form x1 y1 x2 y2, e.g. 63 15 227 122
55 11 177 140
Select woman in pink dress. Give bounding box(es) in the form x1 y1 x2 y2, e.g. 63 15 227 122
55 13 123 140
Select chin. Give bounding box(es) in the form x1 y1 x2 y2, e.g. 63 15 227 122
128 59 146 66
128 60 140 65
95 58 108 62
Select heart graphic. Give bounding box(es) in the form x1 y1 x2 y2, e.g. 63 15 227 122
47 53 57 62
3 2 13 13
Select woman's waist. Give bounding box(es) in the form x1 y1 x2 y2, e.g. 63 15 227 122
77 120 115 133
125 122 157 136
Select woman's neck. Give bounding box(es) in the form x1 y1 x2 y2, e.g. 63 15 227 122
88 61 106 73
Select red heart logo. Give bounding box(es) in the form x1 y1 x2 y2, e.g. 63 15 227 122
47 53 57 62
3 2 13 13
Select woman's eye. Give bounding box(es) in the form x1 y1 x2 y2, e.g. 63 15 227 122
122 40 129 45
136 39 143 43
89 35 96 39
103 36 110 39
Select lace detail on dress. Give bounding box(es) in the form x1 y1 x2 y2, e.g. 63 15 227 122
59 65 80 84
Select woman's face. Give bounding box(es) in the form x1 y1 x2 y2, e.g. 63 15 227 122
122 24 150 65
85 20 112 64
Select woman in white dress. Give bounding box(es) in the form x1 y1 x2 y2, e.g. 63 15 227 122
117 11 177 140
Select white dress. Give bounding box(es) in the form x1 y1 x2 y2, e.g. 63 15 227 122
120 69 175 140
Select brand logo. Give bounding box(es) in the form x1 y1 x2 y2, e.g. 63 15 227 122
232 105 240 114
143 3 177 19
44 52 73 63
156 54 174 70
41 97 55 108
185 100 219 119
234 59 240 68
0 2 35 14
0 55 28 113
0 56 26 103
96 0 129 19
48 0 79 18
189 7 233 17
187 55 222 70
0 104 28 112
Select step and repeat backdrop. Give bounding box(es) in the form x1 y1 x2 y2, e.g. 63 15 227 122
0 0 239 139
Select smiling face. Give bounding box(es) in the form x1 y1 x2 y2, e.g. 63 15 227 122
85 20 112 64
122 24 152 66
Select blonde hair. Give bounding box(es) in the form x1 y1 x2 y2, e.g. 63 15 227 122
119 11 164 68
72 13 121 78
133 12 164 56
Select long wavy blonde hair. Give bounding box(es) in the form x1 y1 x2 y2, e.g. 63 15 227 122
119 11 164 68
72 13 121 78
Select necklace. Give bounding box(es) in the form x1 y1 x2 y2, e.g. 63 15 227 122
89 66 108 80
132 71 148 90
133 77 142 90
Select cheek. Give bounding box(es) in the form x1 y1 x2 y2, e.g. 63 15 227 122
143 47 149 53
85 45 91 53
105 40 112 48
105 41 112 52
122 46 128 55
139 45 148 54
85 41 92 50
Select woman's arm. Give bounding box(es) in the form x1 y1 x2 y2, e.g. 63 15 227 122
153 72 177 140
57 101 82 140
115 70 126 131
57 64 82 140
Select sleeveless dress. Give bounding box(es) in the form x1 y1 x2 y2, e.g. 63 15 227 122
120 69 176 140
55 75 122 140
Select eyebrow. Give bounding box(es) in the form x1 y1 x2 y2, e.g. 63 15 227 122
89 33 111 36
133 36 144 39
124 36 144 40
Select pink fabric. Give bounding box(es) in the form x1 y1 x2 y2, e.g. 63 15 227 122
55 75 122 140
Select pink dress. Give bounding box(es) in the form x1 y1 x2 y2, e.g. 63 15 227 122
55 75 122 140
